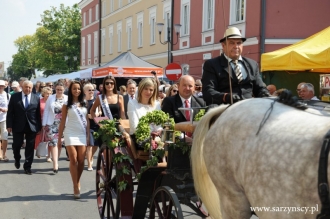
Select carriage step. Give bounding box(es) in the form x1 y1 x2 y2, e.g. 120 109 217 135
176 183 194 189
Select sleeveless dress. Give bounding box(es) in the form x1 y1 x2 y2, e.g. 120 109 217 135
100 95 120 120
64 105 88 146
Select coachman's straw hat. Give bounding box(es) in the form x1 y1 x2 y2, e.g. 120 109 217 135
219 27 246 43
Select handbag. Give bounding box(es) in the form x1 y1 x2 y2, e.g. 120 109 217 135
36 130 48 157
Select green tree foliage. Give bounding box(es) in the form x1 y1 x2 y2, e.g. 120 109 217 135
9 3 81 79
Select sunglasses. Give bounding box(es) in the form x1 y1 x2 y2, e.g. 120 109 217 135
172 90 178 93
88 89 94 92
105 82 114 85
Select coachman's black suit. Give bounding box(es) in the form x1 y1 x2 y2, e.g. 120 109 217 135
202 53 269 106
161 94 206 123
6 92 41 170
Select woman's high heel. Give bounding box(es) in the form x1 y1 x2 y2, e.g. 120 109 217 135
53 169 58 174
74 193 80 199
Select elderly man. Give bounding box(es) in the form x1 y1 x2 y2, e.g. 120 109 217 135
123 79 137 119
300 83 319 100
202 27 269 106
296 82 305 98
7 80 41 175
162 75 205 124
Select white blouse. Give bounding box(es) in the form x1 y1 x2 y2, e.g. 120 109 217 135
127 99 161 135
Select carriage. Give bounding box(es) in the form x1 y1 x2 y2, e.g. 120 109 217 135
94 112 207 219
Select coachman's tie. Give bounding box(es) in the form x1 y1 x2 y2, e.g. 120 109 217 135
233 60 243 83
25 95 29 109
184 99 192 137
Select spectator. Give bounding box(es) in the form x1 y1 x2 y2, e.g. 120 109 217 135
202 27 269 106
3 79 10 93
46 82 55 94
9 81 21 95
194 79 203 98
98 84 103 95
266 84 277 96
35 86 53 162
57 81 89 199
0 80 10 162
34 81 42 96
91 76 125 120
6 80 42 175
119 85 127 95
300 83 319 100
165 84 178 97
158 85 166 105
84 83 101 171
19 77 28 88
42 83 68 174
123 79 137 119
296 82 305 98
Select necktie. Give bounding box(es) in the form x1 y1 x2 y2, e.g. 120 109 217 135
233 60 243 83
184 99 190 121
25 95 29 109
131 95 134 99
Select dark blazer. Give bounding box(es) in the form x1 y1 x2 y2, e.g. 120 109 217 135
6 92 41 133
202 53 269 105
161 94 206 123
123 94 130 119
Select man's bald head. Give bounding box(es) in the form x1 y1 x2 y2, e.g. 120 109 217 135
266 84 277 95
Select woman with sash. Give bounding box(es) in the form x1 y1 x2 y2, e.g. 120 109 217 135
90 75 125 122
57 81 89 199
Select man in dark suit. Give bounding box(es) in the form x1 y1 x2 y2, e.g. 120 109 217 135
123 79 137 119
202 27 269 106
7 80 41 175
162 75 206 124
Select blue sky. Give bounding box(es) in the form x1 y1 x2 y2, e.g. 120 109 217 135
0 0 79 70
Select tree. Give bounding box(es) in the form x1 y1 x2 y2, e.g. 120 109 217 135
35 4 81 76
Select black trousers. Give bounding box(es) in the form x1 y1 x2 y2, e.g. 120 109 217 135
12 124 37 170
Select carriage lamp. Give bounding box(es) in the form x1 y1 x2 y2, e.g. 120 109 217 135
162 120 175 144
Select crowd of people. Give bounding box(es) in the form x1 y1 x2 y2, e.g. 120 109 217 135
0 27 322 200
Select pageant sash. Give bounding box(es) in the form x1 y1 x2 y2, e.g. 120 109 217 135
72 103 87 132
99 94 113 120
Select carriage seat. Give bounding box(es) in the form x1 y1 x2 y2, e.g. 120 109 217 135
118 120 150 161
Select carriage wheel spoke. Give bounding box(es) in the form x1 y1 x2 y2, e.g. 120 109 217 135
166 200 173 218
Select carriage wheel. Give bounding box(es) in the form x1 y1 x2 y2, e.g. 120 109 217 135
149 186 184 219
96 145 120 219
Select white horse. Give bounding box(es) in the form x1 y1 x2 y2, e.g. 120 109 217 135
191 98 330 219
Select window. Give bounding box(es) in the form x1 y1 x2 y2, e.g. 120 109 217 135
102 1 106 17
94 32 98 58
126 17 132 50
230 0 245 24
181 1 190 35
119 0 122 8
137 12 144 47
109 25 113 54
83 12 86 27
110 0 114 12
89 8 92 24
101 29 105 55
149 6 156 45
81 37 85 60
117 21 122 52
95 4 99 21
203 0 214 31
87 34 91 59
138 22 143 47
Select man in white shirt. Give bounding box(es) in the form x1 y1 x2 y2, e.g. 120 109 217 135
0 80 10 161
300 83 319 100
124 79 137 119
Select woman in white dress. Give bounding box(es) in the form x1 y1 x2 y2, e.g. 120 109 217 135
57 81 89 199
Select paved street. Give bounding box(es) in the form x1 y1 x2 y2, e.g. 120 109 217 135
0 136 258 219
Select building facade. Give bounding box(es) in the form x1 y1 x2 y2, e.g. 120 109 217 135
172 0 330 79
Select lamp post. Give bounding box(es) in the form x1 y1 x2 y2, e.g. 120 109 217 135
64 55 78 73
157 22 181 64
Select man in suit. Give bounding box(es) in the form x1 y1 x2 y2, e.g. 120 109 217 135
7 80 41 175
161 75 206 124
202 27 269 106
123 79 137 119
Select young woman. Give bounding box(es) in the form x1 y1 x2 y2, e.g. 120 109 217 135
84 83 101 171
90 76 125 120
42 83 68 173
57 81 89 199
127 78 161 135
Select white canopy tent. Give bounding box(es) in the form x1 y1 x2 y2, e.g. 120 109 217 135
31 71 82 84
